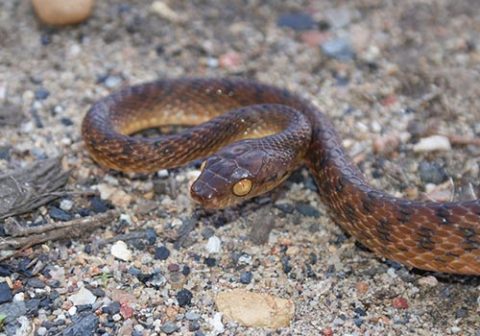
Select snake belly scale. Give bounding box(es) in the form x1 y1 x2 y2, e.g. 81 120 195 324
81 78 480 275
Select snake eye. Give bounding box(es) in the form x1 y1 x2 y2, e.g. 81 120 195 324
232 178 252 197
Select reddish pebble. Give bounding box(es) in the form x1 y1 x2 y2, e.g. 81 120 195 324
300 31 330 47
219 51 243 69
392 297 409 309
322 327 334 336
12 280 23 291
120 302 134 319
380 94 397 106
355 281 369 295
168 263 180 272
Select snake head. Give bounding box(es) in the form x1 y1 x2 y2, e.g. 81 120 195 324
190 141 292 208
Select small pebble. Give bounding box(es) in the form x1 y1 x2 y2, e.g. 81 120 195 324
68 306 77 316
455 307 468 319
176 289 193 307
103 75 123 88
37 327 47 336
418 275 438 287
392 297 409 309
418 161 448 184
185 311 201 321
182 265 191 276
161 321 179 334
321 37 355 61
0 146 11 160
204 257 216 267
69 287 96 306
295 202 321 218
167 263 180 272
61 314 98 336
49 206 72 221
0 282 12 303
34 88 50 100
90 196 109 213
239 271 253 284
27 278 46 289
413 135 451 152
205 236 221 253
208 312 224 335
189 320 201 331
32 0 95 25
60 117 74 126
145 228 157 245
59 199 74 211
151 1 183 23
102 301 121 315
154 245 170 260
201 227 215 239
274 203 295 214
111 241 132 261
277 12 316 31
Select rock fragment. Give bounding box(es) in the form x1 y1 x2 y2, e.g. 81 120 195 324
215 289 294 328
32 0 95 26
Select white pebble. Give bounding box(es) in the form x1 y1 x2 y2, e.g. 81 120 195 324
238 254 252 265
111 240 132 261
60 199 73 211
157 169 169 178
119 213 132 225
113 313 122 322
413 135 451 152
450 326 461 334
208 312 225 336
205 235 221 253
134 324 145 333
13 292 25 301
387 268 397 278
68 306 77 316
68 44 82 56
69 287 96 306
55 313 66 322
37 327 48 336
151 1 183 22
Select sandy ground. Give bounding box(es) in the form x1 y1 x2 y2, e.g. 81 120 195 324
0 0 479 335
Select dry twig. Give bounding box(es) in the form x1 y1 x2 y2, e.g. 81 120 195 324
0 157 69 219
0 210 119 260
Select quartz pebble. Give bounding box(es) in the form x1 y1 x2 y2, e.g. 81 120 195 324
69 287 96 306
413 135 451 152
32 0 95 26
111 241 132 261
205 236 221 253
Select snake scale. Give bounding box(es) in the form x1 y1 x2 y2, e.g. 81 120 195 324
82 78 480 275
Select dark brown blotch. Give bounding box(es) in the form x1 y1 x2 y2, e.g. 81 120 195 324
417 226 435 250
435 205 451 225
396 203 413 224
376 218 392 242
344 204 357 222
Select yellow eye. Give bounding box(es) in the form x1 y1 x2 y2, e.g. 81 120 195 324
232 178 252 197
200 161 207 171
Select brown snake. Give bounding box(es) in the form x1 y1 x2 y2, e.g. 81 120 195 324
81 78 480 275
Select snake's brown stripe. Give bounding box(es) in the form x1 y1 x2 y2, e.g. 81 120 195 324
82 78 480 275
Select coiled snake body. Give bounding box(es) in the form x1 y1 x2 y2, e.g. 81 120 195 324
82 78 480 275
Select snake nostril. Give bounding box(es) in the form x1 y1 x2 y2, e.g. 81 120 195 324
190 181 214 201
